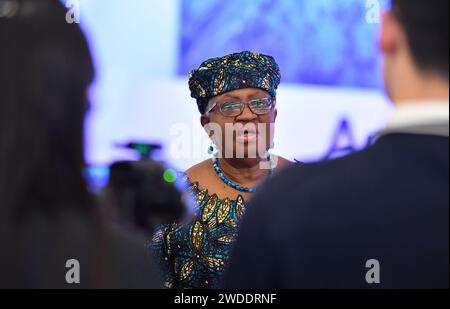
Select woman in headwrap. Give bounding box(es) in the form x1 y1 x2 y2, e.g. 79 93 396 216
151 51 292 289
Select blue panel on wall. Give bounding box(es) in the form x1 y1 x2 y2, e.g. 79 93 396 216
179 0 390 88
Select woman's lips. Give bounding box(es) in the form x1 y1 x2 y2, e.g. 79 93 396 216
236 130 258 143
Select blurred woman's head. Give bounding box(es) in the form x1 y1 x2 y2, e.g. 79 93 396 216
0 0 95 218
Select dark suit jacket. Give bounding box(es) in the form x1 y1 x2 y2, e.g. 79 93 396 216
224 132 449 289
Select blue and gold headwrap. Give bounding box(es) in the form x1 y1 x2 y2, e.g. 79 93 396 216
189 51 281 114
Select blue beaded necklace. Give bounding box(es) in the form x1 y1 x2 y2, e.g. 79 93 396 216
212 154 275 193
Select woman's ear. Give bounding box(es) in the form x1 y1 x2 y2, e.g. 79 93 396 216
272 99 278 122
200 114 210 128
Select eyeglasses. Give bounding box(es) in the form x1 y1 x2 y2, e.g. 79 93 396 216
206 97 275 117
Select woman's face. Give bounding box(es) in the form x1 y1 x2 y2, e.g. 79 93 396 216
201 88 277 159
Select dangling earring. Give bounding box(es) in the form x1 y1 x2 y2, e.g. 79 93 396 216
208 142 214 155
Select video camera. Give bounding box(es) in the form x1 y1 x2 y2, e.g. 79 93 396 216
104 142 186 233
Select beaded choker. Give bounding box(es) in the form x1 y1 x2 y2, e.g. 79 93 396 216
212 154 274 193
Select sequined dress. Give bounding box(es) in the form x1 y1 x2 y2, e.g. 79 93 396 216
149 175 247 289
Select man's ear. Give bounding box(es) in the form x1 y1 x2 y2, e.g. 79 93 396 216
380 11 401 56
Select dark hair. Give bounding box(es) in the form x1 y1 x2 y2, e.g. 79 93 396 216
392 0 449 78
0 0 95 220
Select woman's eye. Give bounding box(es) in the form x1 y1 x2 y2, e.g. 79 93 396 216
222 102 241 110
252 100 268 108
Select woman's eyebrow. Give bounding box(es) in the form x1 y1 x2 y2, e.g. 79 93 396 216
221 93 268 101
220 95 241 101
248 95 270 100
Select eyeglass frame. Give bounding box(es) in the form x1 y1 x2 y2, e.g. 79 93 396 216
205 97 276 117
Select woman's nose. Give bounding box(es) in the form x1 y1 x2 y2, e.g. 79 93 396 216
236 104 257 121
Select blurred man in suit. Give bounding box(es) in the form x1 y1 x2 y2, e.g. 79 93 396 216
224 0 449 288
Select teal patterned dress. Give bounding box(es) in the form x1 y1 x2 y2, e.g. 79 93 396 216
149 174 247 289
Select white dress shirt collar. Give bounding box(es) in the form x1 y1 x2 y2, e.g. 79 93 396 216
386 100 449 131
372 100 449 143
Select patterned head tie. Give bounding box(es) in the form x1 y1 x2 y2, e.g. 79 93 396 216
188 51 281 114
